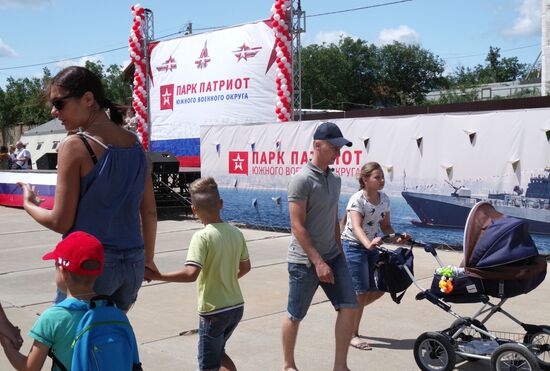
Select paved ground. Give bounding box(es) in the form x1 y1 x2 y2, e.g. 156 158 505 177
0 206 548 370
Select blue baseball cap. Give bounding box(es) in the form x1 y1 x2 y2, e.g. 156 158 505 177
313 122 352 147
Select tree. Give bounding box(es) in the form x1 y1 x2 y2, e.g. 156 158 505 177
0 62 131 145
84 61 132 106
377 42 447 106
300 37 447 109
301 37 378 110
448 46 528 86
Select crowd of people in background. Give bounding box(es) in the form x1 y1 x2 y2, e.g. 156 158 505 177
0 66 408 371
0 142 32 170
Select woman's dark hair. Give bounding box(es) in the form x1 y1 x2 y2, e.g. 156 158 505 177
47 66 124 125
0 145 7 153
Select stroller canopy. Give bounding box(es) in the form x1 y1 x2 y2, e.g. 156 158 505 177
462 202 547 282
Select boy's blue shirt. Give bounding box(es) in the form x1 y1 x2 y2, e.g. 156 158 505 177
29 297 88 370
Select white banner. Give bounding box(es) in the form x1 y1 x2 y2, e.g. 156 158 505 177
149 20 278 168
201 109 550 195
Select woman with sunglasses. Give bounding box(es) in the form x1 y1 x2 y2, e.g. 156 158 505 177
18 66 158 311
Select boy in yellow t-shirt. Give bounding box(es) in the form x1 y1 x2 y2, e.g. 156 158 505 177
145 177 251 371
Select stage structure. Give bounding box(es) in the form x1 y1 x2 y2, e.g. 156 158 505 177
290 0 306 121
128 3 305 214
129 5 193 215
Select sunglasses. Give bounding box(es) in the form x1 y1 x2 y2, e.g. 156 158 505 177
50 93 80 110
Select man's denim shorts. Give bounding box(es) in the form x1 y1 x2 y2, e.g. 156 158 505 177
198 306 244 370
287 253 357 321
342 239 380 294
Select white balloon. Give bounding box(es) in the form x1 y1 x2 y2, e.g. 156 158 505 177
281 56 287 63
281 84 288 91
284 90 291 97
274 13 281 21
281 107 287 113
276 51 283 58
276 101 283 108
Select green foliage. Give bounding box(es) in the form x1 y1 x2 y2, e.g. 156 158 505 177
84 61 132 105
431 88 479 105
377 42 447 106
301 37 379 110
0 69 51 129
301 37 447 110
0 62 131 132
448 46 528 86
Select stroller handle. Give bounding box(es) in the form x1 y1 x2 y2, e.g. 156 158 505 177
380 233 440 259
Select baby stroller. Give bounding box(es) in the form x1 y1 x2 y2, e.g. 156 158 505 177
401 202 548 371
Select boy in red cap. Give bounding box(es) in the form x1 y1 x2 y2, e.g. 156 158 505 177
0 231 104 370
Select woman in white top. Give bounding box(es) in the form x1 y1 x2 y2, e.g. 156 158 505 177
341 162 403 350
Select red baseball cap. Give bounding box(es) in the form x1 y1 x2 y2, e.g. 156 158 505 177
43 231 104 276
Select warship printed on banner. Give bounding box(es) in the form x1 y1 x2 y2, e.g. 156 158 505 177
402 168 550 235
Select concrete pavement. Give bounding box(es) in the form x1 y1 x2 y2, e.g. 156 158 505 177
0 206 548 370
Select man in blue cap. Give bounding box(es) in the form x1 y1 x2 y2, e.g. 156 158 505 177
282 122 357 371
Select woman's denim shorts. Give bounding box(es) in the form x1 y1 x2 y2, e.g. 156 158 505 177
342 239 380 295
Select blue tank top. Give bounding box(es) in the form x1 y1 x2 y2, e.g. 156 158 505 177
66 141 147 251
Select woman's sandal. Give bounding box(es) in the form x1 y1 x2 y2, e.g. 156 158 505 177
350 336 373 350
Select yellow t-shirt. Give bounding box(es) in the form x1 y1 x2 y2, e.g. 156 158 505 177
186 223 249 315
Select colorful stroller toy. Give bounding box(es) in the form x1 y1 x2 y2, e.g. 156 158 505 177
405 202 548 371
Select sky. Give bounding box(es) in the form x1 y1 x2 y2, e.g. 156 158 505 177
0 0 544 88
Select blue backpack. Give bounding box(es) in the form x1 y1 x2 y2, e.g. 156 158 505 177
49 296 142 371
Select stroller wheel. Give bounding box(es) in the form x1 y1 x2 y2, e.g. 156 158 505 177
524 328 550 370
490 343 541 371
414 332 456 371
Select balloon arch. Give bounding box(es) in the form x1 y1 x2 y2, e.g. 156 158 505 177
128 1 300 148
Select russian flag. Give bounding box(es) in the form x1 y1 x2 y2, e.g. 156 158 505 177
0 171 57 209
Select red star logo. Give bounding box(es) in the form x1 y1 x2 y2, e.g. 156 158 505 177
233 43 262 62
228 151 248 175
195 41 211 69
160 84 174 110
